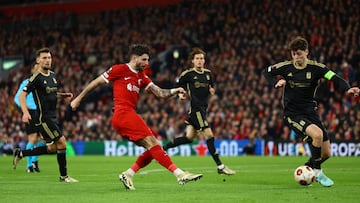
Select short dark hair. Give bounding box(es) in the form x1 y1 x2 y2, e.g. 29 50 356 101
129 44 150 56
35 47 51 57
288 37 308 51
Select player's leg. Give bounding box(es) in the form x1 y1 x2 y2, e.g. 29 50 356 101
203 128 235 175
13 120 62 170
304 124 323 169
119 149 153 190
163 125 195 150
54 136 77 183
32 141 45 172
24 115 40 173
116 112 201 190
13 136 49 170
25 133 37 173
138 136 202 185
304 124 333 187
321 140 331 163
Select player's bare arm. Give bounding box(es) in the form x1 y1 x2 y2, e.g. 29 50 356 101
19 91 31 123
147 84 186 98
57 92 73 99
70 75 106 110
209 85 215 95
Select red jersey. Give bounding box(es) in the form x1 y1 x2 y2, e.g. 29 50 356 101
102 64 153 110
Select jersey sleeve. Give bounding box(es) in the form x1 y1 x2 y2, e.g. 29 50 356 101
102 65 122 83
209 70 215 88
24 74 38 93
263 61 290 87
139 72 153 89
320 65 350 93
177 71 188 89
263 65 280 87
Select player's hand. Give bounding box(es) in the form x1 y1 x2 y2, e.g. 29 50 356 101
275 79 286 88
22 112 31 124
70 97 80 111
347 87 360 97
178 92 187 100
209 85 215 95
172 87 186 95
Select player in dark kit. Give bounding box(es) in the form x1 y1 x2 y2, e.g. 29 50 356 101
163 47 235 175
14 62 45 173
13 47 78 183
263 36 360 187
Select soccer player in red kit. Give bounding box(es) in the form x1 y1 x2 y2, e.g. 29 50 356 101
70 44 202 190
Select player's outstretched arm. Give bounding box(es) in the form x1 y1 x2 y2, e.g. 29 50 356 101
57 92 73 99
70 75 106 110
147 84 186 99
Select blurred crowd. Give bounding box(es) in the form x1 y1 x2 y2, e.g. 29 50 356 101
1 0 360 154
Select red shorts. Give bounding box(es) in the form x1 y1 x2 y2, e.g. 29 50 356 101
111 109 153 142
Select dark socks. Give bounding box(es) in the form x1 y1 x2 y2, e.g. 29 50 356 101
57 149 67 177
309 144 322 169
163 137 192 150
206 137 222 166
22 146 48 156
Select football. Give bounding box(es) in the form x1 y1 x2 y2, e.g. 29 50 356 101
294 165 315 185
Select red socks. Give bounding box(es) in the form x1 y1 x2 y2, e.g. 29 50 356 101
131 145 177 173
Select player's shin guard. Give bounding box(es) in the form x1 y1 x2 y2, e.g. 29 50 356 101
57 149 67 177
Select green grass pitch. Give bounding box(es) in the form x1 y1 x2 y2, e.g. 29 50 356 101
1 155 359 203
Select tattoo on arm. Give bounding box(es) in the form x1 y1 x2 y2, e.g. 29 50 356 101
148 84 172 98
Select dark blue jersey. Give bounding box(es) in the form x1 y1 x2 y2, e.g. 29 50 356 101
177 68 214 110
24 70 58 119
263 60 350 116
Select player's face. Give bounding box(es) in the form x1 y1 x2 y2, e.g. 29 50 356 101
291 49 308 66
37 52 52 71
192 53 205 69
135 54 149 71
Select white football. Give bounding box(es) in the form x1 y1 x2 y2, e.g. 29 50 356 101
294 165 315 186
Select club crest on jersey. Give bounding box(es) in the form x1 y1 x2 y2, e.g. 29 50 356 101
206 74 210 80
306 72 311 79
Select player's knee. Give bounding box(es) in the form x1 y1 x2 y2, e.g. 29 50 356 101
203 134 214 140
27 133 38 143
307 126 323 144
313 132 323 142
47 144 57 153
